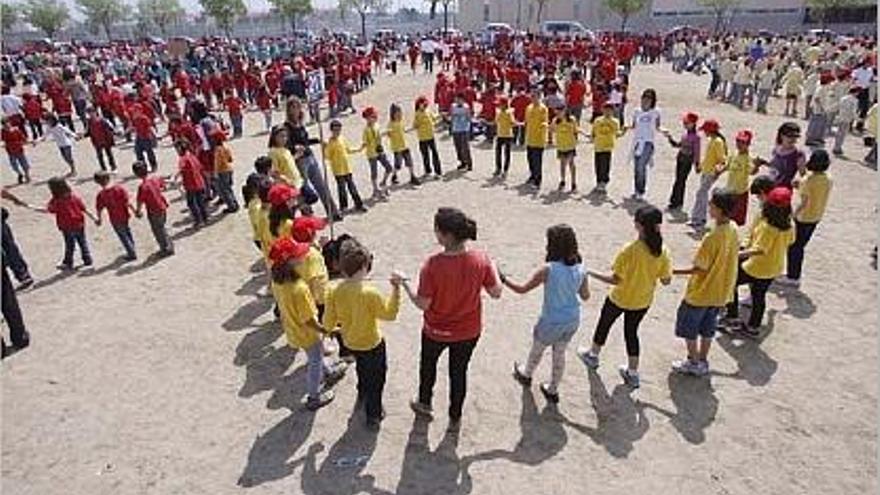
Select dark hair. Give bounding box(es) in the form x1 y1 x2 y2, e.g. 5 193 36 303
710 188 737 217
256 176 273 203
640 88 657 109
132 161 149 177
434 207 477 242
634 205 663 257
269 203 294 237
545 224 582 265
271 259 300 284
93 171 111 186
268 125 288 148
44 112 58 126
339 239 373 277
241 182 256 204
174 138 191 153
806 149 831 172
254 156 273 174
776 122 801 145
762 202 792 231
389 103 402 119
750 174 775 196
48 176 71 198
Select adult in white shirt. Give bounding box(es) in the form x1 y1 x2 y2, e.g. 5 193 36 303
628 89 661 201
420 37 436 73
852 61 876 126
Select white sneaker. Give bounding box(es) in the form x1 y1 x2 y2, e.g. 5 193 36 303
740 294 752 307
618 365 640 389
577 348 600 369
672 359 709 377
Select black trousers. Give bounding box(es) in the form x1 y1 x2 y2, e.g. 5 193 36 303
495 137 512 172
418 334 478 420
27 119 43 139
353 340 387 421
526 146 544 186
592 297 648 357
725 263 773 328
1 263 29 348
668 152 694 209
335 174 364 210
418 139 442 175
594 151 612 184
452 132 472 167
2 211 30 282
94 145 117 171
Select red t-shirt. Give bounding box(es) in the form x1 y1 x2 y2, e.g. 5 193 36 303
511 94 531 122
23 97 44 121
417 249 498 342
178 153 206 192
131 112 154 140
566 80 587 107
87 117 115 147
52 94 73 115
2 127 26 155
47 194 87 231
224 96 243 116
137 176 168 215
95 184 131 226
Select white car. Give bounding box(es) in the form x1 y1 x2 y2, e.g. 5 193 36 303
540 21 594 40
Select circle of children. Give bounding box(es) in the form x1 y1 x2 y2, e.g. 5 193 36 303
0 29 870 431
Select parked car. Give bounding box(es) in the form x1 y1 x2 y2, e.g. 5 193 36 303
540 21 593 40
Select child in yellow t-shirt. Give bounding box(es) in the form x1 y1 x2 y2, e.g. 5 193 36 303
689 119 727 229
553 107 589 192
494 97 515 177
211 129 239 213
323 239 401 430
385 103 421 186
778 149 833 288
722 187 795 336
267 125 303 188
409 96 442 177
323 119 367 213
577 205 672 389
269 237 345 411
590 102 621 192
353 106 393 199
718 129 755 226
671 189 739 376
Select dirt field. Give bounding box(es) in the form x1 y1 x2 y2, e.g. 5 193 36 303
1 63 877 495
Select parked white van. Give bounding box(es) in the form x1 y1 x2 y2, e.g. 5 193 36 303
540 21 594 40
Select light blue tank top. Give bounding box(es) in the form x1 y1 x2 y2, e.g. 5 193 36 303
538 262 585 326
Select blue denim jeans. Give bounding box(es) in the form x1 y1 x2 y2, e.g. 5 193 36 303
185 190 209 224
6 153 29 177
62 229 92 267
231 114 243 137
305 341 331 399
633 141 654 195
112 223 137 258
134 138 158 171
215 171 239 211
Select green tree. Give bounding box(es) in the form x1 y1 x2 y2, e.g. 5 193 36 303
76 0 129 40
695 0 740 33
23 0 66 37
199 0 246 38
268 0 312 33
338 0 388 41
805 0 870 28
137 0 184 35
2 2 18 31
604 0 647 31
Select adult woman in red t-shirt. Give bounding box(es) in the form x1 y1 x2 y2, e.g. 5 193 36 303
401 208 502 430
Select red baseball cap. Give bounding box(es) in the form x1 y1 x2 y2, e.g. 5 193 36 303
361 106 377 119
268 237 310 266
700 119 720 133
415 96 430 107
766 187 792 207
682 112 699 124
735 129 753 144
267 184 299 207
291 216 327 243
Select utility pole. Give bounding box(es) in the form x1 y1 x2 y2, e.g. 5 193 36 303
516 0 522 30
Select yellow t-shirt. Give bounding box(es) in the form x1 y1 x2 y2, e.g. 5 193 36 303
742 219 796 279
295 247 329 305
413 109 436 141
591 115 620 153
555 118 579 152
323 280 400 351
700 136 727 175
495 109 515 138
362 124 382 159
684 222 739 307
256 208 272 259
725 152 752 194
387 120 408 153
796 172 832 223
214 144 234 173
866 103 877 138
268 147 303 188
271 279 321 350
247 198 262 241
609 240 672 310
324 136 352 176
525 103 549 148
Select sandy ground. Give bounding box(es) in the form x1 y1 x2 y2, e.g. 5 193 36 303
1 63 877 495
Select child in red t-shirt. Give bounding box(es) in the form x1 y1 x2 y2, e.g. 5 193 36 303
94 171 137 261
255 85 273 132
22 94 44 139
173 140 210 227
31 176 98 270
1 117 31 184
129 109 159 172
133 161 174 256
510 87 531 147
223 90 244 139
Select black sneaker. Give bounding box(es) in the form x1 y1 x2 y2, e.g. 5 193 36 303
391 174 399 184
410 177 421 186
16 277 33 291
512 362 532 386
539 383 560 403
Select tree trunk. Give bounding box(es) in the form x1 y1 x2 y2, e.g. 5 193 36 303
621 14 628 32
103 21 112 41
291 13 296 34
360 11 366 41
443 3 448 32
537 2 545 27
516 0 522 30
713 10 723 34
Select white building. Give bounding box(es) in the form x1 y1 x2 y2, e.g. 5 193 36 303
457 0 876 34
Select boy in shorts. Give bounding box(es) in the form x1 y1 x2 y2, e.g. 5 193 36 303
671 189 739 376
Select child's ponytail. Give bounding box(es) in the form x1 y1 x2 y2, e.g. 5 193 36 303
634 205 664 257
